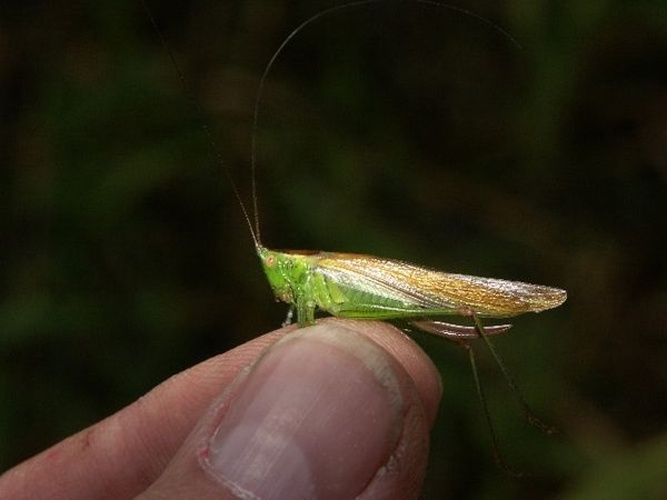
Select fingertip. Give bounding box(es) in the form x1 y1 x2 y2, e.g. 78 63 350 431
142 319 441 500
320 318 443 427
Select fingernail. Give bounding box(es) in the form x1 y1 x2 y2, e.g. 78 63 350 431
201 323 405 500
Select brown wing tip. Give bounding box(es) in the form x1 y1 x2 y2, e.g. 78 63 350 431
532 287 567 312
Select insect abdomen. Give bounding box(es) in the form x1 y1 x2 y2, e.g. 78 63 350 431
313 271 441 319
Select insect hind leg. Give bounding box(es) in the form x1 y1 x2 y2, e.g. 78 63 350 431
470 313 559 436
459 339 523 477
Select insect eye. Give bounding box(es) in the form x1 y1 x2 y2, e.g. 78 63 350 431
265 255 276 267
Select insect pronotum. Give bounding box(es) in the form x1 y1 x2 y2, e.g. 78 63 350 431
144 0 567 474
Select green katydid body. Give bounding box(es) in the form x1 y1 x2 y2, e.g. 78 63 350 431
257 246 567 337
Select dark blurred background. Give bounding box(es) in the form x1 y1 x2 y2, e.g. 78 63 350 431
1 0 666 498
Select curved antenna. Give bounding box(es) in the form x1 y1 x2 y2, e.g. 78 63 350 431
144 0 521 250
249 0 521 242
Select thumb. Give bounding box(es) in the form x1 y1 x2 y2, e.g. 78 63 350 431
139 319 442 500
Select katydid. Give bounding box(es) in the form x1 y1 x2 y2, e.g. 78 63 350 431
243 3 566 336
257 246 565 337
143 0 567 474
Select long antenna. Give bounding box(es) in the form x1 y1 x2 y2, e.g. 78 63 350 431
249 0 521 245
140 0 260 248
143 0 520 249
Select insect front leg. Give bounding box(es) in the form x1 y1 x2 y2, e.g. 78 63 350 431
282 306 294 327
295 295 317 327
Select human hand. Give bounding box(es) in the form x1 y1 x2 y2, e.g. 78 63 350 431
0 318 442 499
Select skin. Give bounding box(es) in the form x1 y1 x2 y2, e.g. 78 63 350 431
0 318 442 500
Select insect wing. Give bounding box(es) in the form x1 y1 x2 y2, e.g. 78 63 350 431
316 252 566 318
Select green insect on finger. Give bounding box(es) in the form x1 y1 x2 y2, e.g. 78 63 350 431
258 246 566 332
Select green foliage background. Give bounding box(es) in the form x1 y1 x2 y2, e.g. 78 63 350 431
2 0 666 498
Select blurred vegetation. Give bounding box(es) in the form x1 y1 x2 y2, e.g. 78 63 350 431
1 0 666 498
